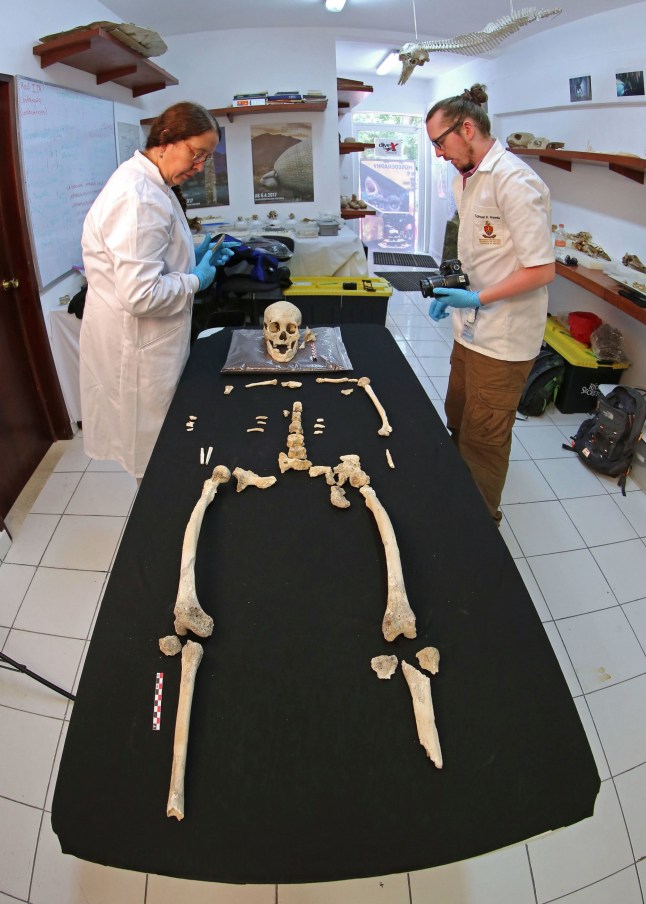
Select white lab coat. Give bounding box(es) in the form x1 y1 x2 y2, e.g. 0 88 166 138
80 151 200 478
452 139 554 361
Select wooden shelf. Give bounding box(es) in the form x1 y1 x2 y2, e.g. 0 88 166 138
556 261 646 325
339 142 375 155
32 27 178 97
340 207 376 220
509 148 646 185
205 101 327 123
337 78 373 116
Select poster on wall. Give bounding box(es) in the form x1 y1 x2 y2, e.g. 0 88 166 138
251 122 313 204
359 157 416 250
181 126 230 209
616 70 645 96
569 75 592 102
116 122 141 164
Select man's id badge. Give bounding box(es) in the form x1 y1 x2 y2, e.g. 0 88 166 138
461 309 478 343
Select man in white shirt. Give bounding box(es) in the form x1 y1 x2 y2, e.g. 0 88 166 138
425 84 555 524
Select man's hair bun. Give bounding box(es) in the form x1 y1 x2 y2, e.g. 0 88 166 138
462 84 488 105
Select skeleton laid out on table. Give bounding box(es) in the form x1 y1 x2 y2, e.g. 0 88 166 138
161 301 443 820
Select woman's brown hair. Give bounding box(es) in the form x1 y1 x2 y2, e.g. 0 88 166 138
146 101 220 149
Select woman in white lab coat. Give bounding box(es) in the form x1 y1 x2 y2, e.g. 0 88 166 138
80 102 231 480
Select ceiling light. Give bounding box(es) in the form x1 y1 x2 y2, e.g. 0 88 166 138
376 51 399 76
325 0 346 11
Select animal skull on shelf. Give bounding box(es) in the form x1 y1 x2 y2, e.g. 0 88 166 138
263 300 302 363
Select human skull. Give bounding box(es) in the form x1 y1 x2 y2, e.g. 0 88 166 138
263 301 302 363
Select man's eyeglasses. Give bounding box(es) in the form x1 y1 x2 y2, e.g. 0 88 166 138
183 140 213 164
430 119 463 150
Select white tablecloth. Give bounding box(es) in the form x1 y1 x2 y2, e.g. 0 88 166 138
49 309 82 424
286 226 369 277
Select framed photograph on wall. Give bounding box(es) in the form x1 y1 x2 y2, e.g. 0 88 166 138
569 75 592 102
181 126 230 209
251 122 314 204
616 70 645 97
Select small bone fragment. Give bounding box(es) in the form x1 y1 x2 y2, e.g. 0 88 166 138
167 640 204 819
245 379 278 388
288 447 308 460
278 452 311 472
256 415 268 421
159 635 182 656
358 377 392 436
286 433 304 447
316 417 325 422
233 467 277 492
303 327 316 342
185 422 194 428
200 447 205 465
174 466 231 638
316 377 358 384
330 485 350 508
314 431 324 435
224 385 233 395
283 409 290 417
334 454 370 488
416 646 440 675
371 654 398 679
205 446 213 465
189 416 197 421
360 485 416 642
341 388 354 396
281 381 302 388
247 427 265 433
386 449 395 469
401 660 442 768
309 465 334 481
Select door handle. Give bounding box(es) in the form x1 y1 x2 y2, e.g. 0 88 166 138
2 278 19 290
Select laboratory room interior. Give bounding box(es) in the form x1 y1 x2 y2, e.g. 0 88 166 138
1 0 646 902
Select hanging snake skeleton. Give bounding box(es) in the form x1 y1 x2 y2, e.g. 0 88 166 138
398 8 562 84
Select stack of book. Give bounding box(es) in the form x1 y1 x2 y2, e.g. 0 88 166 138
267 92 303 104
303 90 327 103
232 92 268 107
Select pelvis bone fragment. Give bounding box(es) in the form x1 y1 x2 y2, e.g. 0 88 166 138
167 639 203 819
174 465 231 638
401 660 443 768
360 485 416 642
233 467 277 492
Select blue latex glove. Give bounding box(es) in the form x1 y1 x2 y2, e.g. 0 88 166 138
432 287 481 309
428 298 450 321
211 241 239 268
191 253 216 292
194 233 213 264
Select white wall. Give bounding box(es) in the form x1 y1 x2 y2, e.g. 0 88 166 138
425 2 646 385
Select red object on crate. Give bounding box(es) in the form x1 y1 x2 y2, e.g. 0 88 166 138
568 311 602 346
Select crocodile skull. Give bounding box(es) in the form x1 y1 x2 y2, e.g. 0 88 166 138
263 301 302 363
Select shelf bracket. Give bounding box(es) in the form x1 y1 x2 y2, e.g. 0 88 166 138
96 65 138 85
34 39 92 68
132 81 167 98
538 155 572 172
609 163 645 185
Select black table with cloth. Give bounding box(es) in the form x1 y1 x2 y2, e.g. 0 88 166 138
52 325 599 884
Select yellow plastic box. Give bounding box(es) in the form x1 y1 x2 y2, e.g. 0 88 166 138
284 276 392 325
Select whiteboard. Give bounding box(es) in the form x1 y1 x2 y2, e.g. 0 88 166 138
16 76 117 289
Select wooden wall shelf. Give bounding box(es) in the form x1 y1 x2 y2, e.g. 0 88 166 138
556 261 646 325
337 78 373 116
509 148 646 185
32 27 178 97
205 101 327 123
339 142 375 155
340 208 376 220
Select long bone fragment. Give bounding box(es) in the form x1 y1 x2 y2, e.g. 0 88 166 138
167 639 203 819
245 379 277 388
357 377 392 436
360 485 416 641
401 660 443 768
174 465 231 638
315 377 359 383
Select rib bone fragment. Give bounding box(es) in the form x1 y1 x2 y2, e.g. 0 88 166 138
167 639 203 819
245 379 277 388
401 661 443 768
360 485 416 642
174 465 231 638
358 377 392 436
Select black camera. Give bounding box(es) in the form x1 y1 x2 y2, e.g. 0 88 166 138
420 259 470 298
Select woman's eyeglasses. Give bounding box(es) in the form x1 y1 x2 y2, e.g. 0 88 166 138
183 140 213 164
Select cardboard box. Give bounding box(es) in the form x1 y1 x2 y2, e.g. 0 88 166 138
543 316 629 413
284 277 392 325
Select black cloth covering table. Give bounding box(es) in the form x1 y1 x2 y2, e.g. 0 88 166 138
52 325 599 884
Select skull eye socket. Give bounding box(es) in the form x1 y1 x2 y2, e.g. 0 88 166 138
286 323 298 334
267 321 281 334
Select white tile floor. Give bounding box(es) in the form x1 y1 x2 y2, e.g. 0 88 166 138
1 285 646 903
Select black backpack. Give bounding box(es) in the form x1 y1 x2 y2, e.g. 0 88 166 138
562 386 646 494
517 346 565 417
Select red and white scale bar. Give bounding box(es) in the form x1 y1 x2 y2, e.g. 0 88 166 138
152 672 164 730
